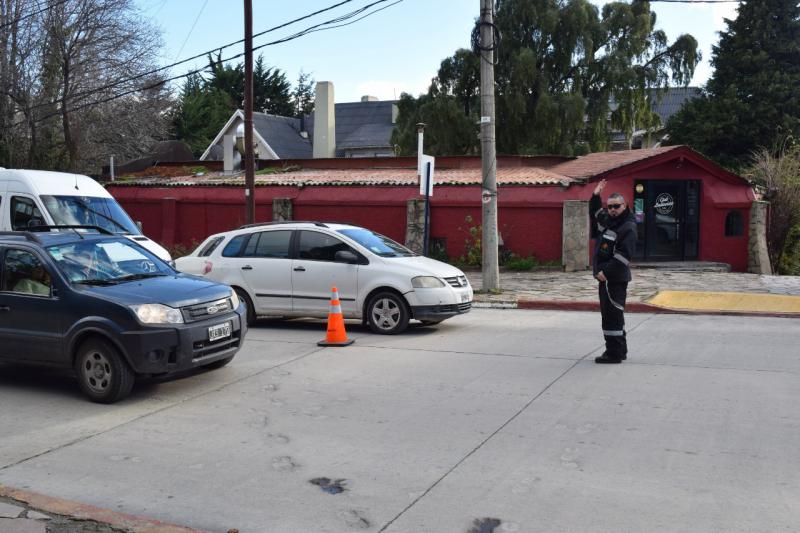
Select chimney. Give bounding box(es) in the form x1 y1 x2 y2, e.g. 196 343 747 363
361 95 378 102
223 133 235 174
313 81 336 158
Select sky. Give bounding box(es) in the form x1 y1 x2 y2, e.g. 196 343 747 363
136 0 742 103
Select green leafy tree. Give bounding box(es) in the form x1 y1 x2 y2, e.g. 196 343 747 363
171 73 235 156
393 0 698 156
666 0 800 169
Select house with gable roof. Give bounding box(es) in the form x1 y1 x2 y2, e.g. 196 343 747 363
199 82 398 169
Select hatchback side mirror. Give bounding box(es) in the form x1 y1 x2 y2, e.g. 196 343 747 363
334 250 358 264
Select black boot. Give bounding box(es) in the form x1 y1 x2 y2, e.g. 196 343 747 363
595 353 623 364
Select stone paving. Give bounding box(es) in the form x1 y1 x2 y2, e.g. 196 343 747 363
468 267 800 305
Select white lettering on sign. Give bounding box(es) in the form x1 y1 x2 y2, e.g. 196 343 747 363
654 193 674 215
480 116 491 124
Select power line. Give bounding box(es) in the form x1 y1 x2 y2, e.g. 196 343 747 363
13 0 405 128
172 0 209 61
0 0 70 30
23 0 359 114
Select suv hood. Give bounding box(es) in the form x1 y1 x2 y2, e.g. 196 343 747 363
81 274 231 308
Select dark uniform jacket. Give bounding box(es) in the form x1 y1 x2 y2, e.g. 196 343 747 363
590 194 637 282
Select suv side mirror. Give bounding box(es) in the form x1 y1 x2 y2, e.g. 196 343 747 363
334 250 358 264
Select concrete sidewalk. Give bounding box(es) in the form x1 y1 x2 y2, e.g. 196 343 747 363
469 267 800 316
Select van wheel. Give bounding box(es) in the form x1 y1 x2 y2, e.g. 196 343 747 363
235 287 256 327
366 291 409 335
75 338 135 404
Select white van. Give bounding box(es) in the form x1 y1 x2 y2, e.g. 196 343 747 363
0 168 171 261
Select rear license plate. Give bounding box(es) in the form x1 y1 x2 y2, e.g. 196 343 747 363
208 322 231 342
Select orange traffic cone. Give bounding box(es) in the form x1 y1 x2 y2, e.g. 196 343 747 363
317 287 355 347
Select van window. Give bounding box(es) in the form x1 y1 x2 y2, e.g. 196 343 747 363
40 195 139 235
11 196 45 230
3 249 51 296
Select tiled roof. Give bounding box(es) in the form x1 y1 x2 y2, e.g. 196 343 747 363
550 146 682 179
113 167 575 187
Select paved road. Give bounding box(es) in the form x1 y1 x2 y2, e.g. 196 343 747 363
1 310 798 532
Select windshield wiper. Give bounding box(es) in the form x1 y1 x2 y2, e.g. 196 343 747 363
111 273 168 283
74 279 118 286
69 198 132 234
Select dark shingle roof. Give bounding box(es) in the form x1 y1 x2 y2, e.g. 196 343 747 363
649 87 701 125
306 100 396 155
252 114 312 159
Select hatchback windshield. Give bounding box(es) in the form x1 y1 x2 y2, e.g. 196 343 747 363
337 228 416 257
47 238 173 284
41 195 140 235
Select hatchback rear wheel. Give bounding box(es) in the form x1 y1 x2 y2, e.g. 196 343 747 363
366 291 409 334
75 338 135 403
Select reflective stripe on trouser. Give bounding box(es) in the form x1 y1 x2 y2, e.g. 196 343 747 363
599 281 628 358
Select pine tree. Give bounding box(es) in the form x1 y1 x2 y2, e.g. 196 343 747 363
666 0 800 169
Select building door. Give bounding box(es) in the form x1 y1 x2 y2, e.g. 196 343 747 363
633 180 700 261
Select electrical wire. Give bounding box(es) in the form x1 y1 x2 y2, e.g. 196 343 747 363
0 0 70 30
12 0 406 128
172 0 209 61
21 0 360 114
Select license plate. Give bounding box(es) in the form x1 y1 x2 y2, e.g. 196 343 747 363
208 322 231 342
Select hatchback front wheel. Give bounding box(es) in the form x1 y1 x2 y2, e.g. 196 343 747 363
366 291 409 334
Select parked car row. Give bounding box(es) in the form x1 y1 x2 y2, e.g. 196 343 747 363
0 170 473 403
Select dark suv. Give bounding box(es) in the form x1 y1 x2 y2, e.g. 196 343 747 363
0 228 246 403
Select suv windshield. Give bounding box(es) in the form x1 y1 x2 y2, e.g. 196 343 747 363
41 195 140 235
47 238 172 284
337 228 416 257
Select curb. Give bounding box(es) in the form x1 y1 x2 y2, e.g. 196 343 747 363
0 484 211 533
514 299 800 318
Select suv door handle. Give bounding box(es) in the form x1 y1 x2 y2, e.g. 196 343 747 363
241 265 253 271
0 305 10 312
293 266 306 272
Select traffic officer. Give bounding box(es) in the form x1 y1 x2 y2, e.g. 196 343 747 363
590 179 637 363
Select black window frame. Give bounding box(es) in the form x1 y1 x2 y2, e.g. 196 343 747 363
724 210 744 237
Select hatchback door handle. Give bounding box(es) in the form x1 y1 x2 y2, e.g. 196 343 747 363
0 305 10 312
241 265 253 271
293 266 306 272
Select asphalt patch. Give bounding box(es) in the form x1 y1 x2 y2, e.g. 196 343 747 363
309 477 347 494
468 517 502 533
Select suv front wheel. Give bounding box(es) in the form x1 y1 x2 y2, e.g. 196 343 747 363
75 338 135 403
366 291 409 335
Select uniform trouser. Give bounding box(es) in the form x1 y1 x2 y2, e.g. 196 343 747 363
599 281 628 358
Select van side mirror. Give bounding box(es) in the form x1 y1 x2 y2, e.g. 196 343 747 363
334 250 358 264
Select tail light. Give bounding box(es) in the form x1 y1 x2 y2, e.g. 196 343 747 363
202 261 213 275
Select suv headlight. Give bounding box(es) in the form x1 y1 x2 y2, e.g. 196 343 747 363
412 276 445 288
130 303 184 324
230 290 240 309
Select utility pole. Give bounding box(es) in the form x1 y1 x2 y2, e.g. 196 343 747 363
243 0 256 224
479 0 499 290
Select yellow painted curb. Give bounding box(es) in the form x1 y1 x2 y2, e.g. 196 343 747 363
647 290 800 314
